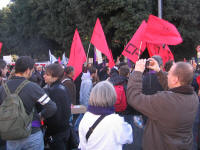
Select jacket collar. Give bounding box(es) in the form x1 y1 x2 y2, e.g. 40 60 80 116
88 105 114 115
169 85 194 95
11 76 26 80
50 79 60 87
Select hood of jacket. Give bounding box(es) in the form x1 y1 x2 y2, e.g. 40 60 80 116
81 72 91 80
109 75 128 86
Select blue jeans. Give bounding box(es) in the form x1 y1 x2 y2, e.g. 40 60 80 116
48 129 70 150
74 113 84 132
123 115 144 150
7 130 44 150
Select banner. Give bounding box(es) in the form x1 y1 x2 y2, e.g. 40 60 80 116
122 20 147 63
95 47 103 64
147 43 174 65
143 15 182 45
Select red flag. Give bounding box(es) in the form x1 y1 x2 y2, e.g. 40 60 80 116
144 15 182 45
196 75 200 88
58 57 61 63
0 43 2 54
122 20 147 63
108 49 115 68
91 18 115 68
68 29 87 80
147 43 174 65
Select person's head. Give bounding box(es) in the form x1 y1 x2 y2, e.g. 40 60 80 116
110 67 119 77
64 66 74 78
89 81 116 107
15 56 35 79
152 55 163 69
0 59 8 77
88 66 97 79
119 65 130 77
44 63 64 85
118 62 127 69
167 62 193 89
36 65 42 72
164 60 174 72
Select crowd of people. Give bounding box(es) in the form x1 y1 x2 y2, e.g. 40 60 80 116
0 55 199 150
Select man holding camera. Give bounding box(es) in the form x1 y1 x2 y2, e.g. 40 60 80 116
127 59 199 150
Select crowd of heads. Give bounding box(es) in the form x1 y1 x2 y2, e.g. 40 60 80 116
0 55 197 91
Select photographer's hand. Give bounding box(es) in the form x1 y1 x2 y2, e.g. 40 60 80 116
135 59 146 73
147 58 161 72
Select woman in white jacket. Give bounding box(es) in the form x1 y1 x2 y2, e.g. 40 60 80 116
79 81 133 150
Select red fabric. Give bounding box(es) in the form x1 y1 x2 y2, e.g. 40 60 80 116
114 85 127 112
41 120 44 126
108 49 115 68
68 29 87 80
91 18 115 68
144 15 182 45
147 43 174 65
196 75 200 88
122 21 147 63
58 57 61 63
0 43 2 54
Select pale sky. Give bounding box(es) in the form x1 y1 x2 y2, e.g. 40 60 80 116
0 0 10 9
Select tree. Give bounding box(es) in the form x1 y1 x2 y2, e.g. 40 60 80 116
0 0 199 61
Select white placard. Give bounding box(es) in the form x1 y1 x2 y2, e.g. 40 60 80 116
3 55 12 64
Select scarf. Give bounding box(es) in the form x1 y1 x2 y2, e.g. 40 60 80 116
88 105 114 115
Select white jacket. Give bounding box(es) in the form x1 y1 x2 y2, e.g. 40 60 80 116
79 72 93 107
79 112 133 150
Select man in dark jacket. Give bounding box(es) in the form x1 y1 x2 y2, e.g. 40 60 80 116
0 56 57 150
127 59 199 150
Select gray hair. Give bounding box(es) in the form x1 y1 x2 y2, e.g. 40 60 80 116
89 81 116 107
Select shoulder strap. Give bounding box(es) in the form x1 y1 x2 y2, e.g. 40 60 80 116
61 78 71 83
86 115 106 142
2 82 11 96
15 80 30 95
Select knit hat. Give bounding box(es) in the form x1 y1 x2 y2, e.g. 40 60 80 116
152 55 163 67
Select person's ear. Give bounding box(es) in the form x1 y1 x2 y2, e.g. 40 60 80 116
172 76 179 85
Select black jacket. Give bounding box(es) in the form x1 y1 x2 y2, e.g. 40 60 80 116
142 71 164 95
0 76 57 134
45 80 71 136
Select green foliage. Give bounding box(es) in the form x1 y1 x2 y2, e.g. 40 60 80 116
0 0 199 60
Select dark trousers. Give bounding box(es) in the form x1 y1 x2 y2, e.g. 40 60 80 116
48 130 70 150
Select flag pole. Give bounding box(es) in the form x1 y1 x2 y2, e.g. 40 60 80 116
86 43 91 65
138 41 143 59
158 0 162 18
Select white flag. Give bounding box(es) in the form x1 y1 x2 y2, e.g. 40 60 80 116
61 52 68 65
49 50 57 64
95 47 103 64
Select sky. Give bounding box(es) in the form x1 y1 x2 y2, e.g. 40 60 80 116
0 0 10 9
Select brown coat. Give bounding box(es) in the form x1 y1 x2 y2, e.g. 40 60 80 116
127 71 199 150
62 76 76 105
